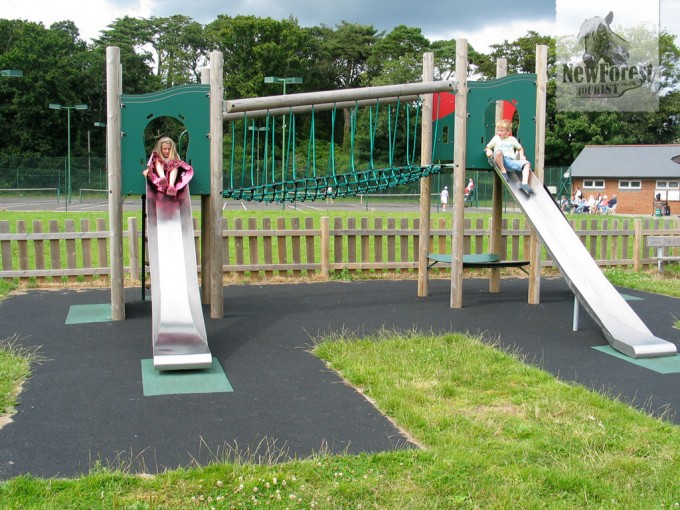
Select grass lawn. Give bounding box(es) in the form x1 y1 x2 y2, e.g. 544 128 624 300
1 326 680 508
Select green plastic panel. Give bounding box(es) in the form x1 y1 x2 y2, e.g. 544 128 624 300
433 74 537 169
121 84 211 195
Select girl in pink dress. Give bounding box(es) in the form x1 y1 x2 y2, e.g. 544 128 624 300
143 136 193 196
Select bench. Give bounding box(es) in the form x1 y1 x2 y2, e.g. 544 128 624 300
646 236 680 272
427 253 530 274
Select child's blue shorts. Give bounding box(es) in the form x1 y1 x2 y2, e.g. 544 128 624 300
502 155 530 173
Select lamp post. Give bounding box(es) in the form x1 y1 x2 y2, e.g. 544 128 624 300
263 76 303 178
49 103 88 210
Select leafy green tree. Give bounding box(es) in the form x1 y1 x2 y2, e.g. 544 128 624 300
205 15 310 99
0 19 94 157
325 21 381 90
367 25 430 84
94 16 162 93
480 31 556 77
149 15 208 86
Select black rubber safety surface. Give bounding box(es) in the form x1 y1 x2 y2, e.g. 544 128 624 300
0 278 678 479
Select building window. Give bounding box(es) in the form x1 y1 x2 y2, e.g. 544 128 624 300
583 179 605 189
618 180 641 190
656 181 680 201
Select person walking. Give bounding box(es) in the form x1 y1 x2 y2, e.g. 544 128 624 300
440 186 449 211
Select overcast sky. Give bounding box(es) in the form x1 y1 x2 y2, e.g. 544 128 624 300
3 0 679 53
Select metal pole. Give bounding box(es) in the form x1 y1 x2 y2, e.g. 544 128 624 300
87 129 91 184
67 107 71 210
282 80 286 180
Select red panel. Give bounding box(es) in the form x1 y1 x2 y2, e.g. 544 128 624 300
502 100 517 120
432 93 517 122
432 92 455 121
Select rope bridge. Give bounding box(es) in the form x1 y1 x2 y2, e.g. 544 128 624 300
222 81 455 203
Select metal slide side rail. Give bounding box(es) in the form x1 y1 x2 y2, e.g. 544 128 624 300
146 182 212 370
489 160 677 359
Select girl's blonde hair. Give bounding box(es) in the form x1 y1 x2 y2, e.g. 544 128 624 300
153 136 179 161
496 119 512 132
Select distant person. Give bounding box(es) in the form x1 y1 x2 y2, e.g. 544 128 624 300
597 195 610 214
592 193 603 214
464 178 475 200
575 194 594 214
602 194 618 214
440 185 449 211
559 195 570 211
484 119 534 196
326 186 334 203
143 136 193 197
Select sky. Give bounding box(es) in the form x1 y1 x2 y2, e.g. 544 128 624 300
3 0 680 54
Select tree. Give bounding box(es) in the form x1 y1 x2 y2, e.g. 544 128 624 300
0 19 94 156
367 25 430 84
481 31 556 77
325 21 381 90
149 15 208 86
94 16 162 93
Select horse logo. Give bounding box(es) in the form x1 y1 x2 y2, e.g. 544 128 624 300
577 11 629 68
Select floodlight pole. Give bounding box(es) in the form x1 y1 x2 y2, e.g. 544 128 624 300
49 103 89 210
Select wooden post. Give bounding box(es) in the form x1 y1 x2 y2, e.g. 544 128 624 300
489 59 507 294
107 46 125 320
450 39 468 308
209 51 224 319
528 45 548 305
200 66 211 305
128 216 139 282
321 216 330 278
417 52 434 297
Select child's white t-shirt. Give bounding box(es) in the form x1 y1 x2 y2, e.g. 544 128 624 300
486 135 522 158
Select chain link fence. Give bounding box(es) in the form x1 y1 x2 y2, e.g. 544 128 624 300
0 156 570 207
0 156 107 194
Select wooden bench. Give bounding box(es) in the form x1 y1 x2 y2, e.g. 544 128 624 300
427 253 530 274
646 236 680 272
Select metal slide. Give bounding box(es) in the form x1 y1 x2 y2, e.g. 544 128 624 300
146 182 212 370
496 167 677 359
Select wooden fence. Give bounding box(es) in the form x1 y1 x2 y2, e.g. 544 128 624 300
1 216 678 283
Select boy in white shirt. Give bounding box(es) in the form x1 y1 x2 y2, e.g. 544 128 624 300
484 119 533 196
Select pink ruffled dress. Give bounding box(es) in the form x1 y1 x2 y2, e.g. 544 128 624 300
145 151 194 193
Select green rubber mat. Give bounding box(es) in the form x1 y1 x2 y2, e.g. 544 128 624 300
592 345 680 374
619 293 644 301
141 358 234 396
65 304 112 324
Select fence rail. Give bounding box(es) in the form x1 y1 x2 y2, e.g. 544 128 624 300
0 216 678 282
